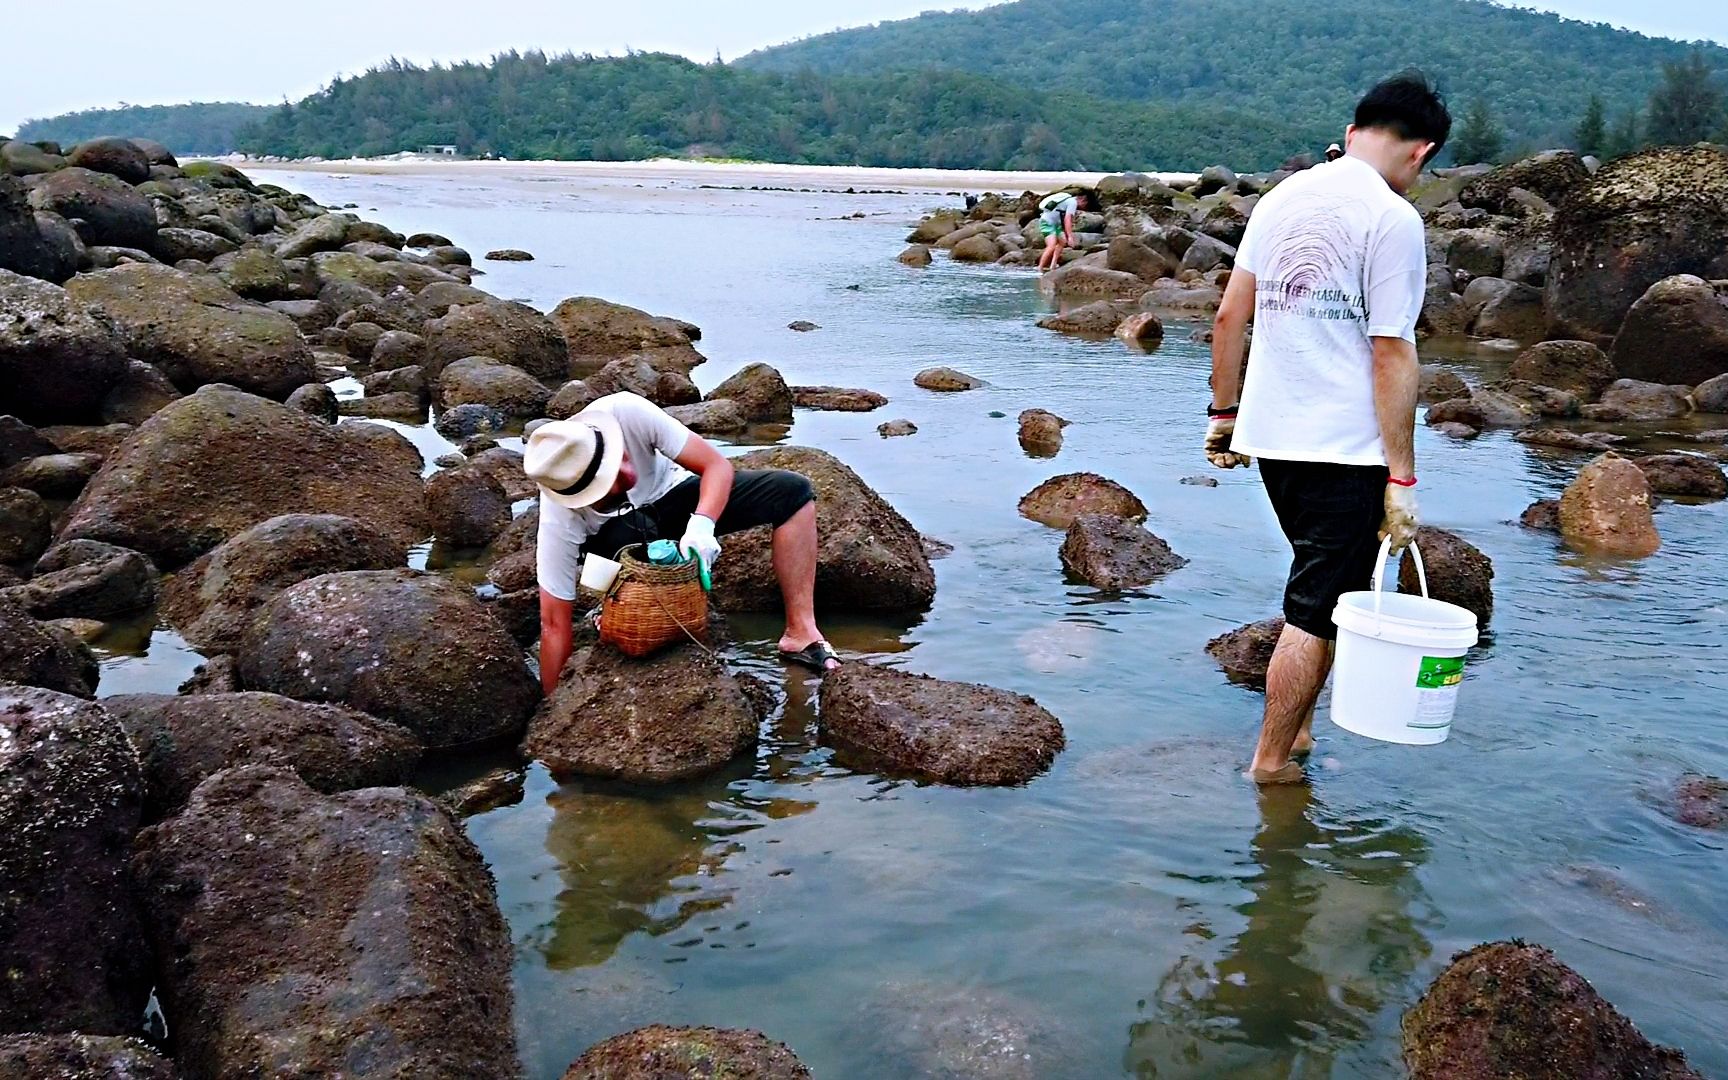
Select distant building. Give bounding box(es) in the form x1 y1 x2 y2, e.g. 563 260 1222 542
421 144 459 156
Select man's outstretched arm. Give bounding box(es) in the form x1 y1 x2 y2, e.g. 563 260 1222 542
539 589 573 696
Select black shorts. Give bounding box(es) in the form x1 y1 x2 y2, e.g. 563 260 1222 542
580 469 815 559
1259 458 1389 640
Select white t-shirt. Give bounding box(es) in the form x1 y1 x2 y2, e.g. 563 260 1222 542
1040 193 1078 219
1230 155 1427 466
535 392 695 601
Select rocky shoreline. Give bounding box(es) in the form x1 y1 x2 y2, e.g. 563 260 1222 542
2 133 1721 1077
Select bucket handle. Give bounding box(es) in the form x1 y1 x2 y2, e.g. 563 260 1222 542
1369 536 1427 626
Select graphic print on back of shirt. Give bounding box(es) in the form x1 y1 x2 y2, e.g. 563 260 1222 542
1255 189 1369 326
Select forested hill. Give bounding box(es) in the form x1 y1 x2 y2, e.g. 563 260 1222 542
741 0 1726 153
235 52 1314 171
16 103 273 154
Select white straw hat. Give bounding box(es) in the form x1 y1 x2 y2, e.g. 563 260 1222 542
523 412 626 509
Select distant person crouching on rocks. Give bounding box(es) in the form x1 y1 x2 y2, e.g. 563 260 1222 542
1036 189 1093 272
1325 142 1345 162
1205 71 1451 783
527 392 840 691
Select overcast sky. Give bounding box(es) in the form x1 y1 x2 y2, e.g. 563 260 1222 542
5 0 1726 134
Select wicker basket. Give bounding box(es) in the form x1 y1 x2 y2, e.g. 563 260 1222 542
598 544 709 658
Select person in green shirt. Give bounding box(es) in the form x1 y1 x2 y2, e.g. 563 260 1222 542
1035 189 1093 272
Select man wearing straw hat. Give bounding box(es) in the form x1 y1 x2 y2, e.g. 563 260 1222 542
526 391 840 694
1204 71 1450 783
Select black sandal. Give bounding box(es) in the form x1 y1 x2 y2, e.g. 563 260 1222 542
779 640 841 672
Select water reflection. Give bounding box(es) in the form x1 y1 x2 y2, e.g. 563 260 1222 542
537 779 814 970
1125 785 1431 1077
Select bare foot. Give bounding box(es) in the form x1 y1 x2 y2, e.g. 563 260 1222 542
1246 760 1307 785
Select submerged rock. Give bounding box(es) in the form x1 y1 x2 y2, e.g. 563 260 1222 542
0 685 150 1035
1670 774 1726 829
563 1025 810 1080
791 385 887 412
59 386 427 569
711 446 934 613
484 248 534 261
1402 941 1701 1079
237 569 538 748
877 419 917 437
1060 513 1187 589
1036 300 1132 335
524 643 763 784
160 513 408 652
1114 310 1164 343
1559 453 1660 557
1019 472 1147 529
1520 499 1562 532
1205 616 1285 690
1634 454 1728 498
914 366 985 392
0 1035 174 1079
132 766 520 1080
817 664 1065 786
1017 408 1068 456
897 244 933 266
1399 526 1493 625
105 691 421 821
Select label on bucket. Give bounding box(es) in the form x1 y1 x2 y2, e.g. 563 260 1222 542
1410 655 1465 730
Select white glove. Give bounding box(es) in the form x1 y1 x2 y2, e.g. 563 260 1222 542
1204 409 1252 469
679 513 721 571
1381 483 1419 554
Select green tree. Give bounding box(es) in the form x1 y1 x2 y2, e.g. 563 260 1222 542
1604 109 1642 158
1575 94 1606 156
1450 99 1505 165
1648 47 1723 145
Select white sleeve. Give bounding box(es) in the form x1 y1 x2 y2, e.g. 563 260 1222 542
1365 207 1427 342
615 393 696 461
1234 215 1263 277
534 496 584 601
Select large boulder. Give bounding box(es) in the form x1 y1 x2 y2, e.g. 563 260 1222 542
423 300 567 382
1471 280 1546 341
1509 340 1616 400
275 212 352 259
102 358 182 424
1403 941 1701 1080
0 486 51 563
152 226 236 263
426 465 511 547
0 539 157 620
0 685 149 1035
817 664 1064 786
0 1035 175 1079
583 356 700 406
0 450 102 498
0 270 129 423
562 1026 811 1080
66 264 315 398
1608 275 1728 386
105 691 420 822
1398 526 1493 625
160 513 408 652
1040 261 1152 301
0 594 98 696
0 140 66 176
709 363 794 422
236 569 538 748
26 168 156 249
914 366 984 392
437 355 552 417
1036 300 1132 335
131 766 519 1080
549 296 704 377
1695 372 1728 414
1459 150 1589 215
1559 453 1660 558
1206 616 1285 690
791 386 888 412
1019 473 1147 529
1634 453 1728 498
1059 514 1186 589
1597 379 1693 421
217 247 293 300
0 175 77 283
665 398 748 435
1445 229 1505 279
710 446 934 613
1547 146 1728 343
949 233 1001 262
523 643 762 784
59 386 427 568
1106 235 1178 283
66 138 151 184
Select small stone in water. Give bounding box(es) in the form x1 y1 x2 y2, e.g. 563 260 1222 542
1180 475 1219 487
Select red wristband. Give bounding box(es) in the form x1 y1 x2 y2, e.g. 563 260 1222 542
1387 475 1417 487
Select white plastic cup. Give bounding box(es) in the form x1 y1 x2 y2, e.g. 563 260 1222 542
1329 538 1479 745
578 553 622 594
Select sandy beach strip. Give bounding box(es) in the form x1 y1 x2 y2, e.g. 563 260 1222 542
226 155 1199 193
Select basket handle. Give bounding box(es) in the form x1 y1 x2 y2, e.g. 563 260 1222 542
1369 535 1427 624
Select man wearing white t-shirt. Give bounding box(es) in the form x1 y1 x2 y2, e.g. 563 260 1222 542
525 392 840 694
1205 72 1452 783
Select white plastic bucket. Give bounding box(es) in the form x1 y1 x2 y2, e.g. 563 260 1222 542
1330 537 1479 745
578 553 622 594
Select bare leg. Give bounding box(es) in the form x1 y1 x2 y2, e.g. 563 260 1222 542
1039 236 1060 272
772 502 835 669
1250 624 1334 782
1290 641 1336 757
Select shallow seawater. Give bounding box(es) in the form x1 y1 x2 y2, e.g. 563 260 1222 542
97 166 1727 1077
